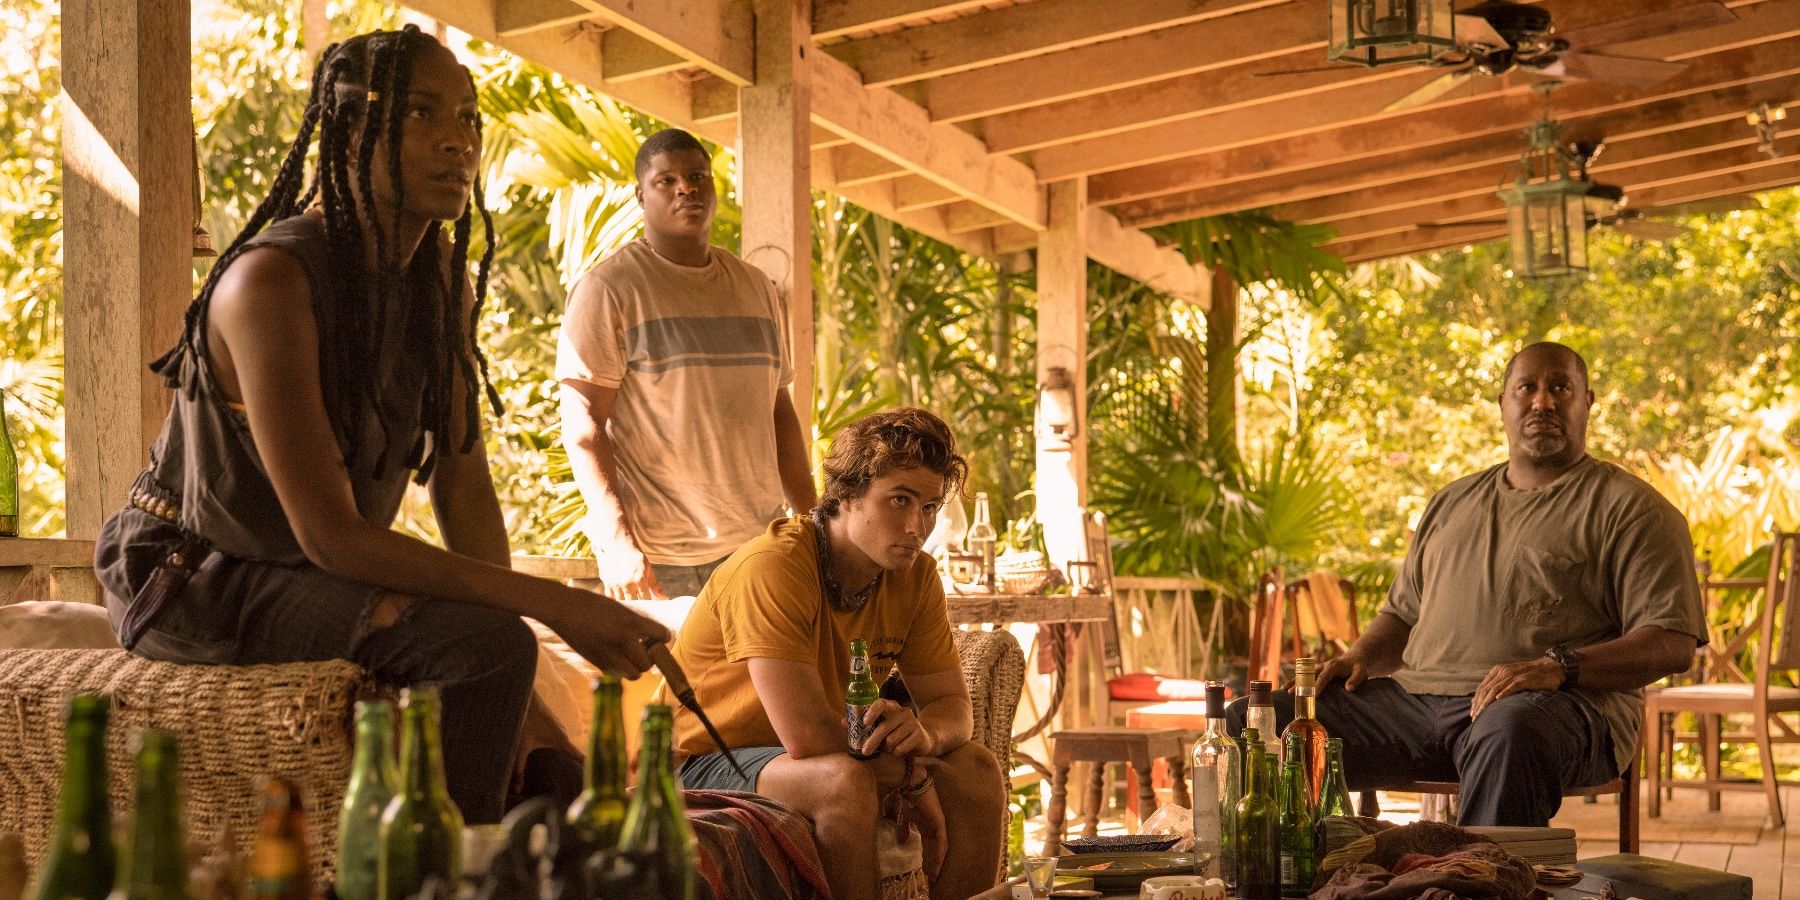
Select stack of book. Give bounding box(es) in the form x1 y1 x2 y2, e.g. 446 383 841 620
1464 825 1578 868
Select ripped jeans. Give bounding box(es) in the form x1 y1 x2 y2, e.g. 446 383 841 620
95 508 538 823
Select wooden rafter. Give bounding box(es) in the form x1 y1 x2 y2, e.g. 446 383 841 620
495 0 591 37
567 0 755 85
601 30 689 82
1103 80 1800 225
824 0 1285 88
812 0 998 41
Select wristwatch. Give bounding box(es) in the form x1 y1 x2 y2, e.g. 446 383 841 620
1545 643 1581 689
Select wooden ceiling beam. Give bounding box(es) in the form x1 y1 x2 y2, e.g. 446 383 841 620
831 182 997 258
825 0 1283 88
601 29 690 82
812 0 997 42
809 51 1045 228
1103 78 1800 223
1077 33 1800 202
1324 155 1800 261
1324 151 1800 257
1284 110 1800 229
1085 207 1206 303
1033 4 1800 181
814 145 911 188
570 0 754 85
496 0 592 37
893 176 962 212
914 1 1322 123
944 201 1014 234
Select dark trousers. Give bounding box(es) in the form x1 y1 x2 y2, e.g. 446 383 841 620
98 509 538 824
1224 678 1616 826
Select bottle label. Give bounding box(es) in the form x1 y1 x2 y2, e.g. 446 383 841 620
851 655 867 676
1280 854 1298 886
846 702 876 758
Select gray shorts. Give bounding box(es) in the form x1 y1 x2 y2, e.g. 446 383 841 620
678 745 787 792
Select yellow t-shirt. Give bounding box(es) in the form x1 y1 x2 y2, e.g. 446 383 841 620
669 515 962 759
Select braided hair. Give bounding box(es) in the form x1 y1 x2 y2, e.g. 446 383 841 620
152 24 500 484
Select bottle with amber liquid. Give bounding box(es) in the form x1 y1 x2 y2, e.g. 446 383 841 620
1279 657 1329 805
246 778 313 900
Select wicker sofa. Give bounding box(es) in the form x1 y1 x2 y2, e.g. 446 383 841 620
0 628 1024 885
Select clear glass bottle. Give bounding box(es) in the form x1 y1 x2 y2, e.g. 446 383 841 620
245 778 311 900
336 701 397 900
379 687 463 898
1280 657 1329 805
106 730 193 900
1190 682 1240 882
845 639 881 759
568 675 630 852
967 492 998 592
30 694 115 900
1232 729 1278 900
1277 732 1315 897
1245 680 1279 757
616 705 698 900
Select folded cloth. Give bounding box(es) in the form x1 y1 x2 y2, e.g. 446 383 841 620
685 789 832 900
1313 821 1535 900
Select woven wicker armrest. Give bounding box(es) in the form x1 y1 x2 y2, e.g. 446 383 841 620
0 648 376 881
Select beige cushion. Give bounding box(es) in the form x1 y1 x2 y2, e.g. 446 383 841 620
0 601 119 650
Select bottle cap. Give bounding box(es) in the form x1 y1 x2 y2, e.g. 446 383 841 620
1294 657 1317 691
1249 680 1273 705
1203 681 1226 718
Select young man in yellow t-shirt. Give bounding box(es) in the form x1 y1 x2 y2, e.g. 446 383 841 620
669 408 1004 900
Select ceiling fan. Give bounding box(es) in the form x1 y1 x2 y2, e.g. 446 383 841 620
1382 1 1738 111
1419 141 1765 243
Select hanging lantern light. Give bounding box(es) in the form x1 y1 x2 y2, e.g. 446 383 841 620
1329 0 1458 67
1498 87 1590 278
192 127 216 259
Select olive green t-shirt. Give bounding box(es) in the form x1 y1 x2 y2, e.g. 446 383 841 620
1378 456 1706 772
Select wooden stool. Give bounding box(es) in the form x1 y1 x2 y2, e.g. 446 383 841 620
1044 727 1191 850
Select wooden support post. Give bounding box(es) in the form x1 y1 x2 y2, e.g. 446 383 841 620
61 0 193 539
741 0 816 443
1034 179 1088 572
1205 269 1240 466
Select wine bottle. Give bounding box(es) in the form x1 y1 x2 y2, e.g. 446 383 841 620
1279 658 1329 805
106 730 193 900
615 705 698 900
1190 682 1240 882
29 694 116 900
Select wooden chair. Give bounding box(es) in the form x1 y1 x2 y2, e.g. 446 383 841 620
1645 530 1800 826
1042 726 1192 849
1357 760 1640 854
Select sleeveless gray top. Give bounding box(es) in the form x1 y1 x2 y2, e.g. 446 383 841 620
120 213 429 565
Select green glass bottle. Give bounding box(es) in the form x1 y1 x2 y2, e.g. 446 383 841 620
844 639 880 759
567 675 629 851
0 390 18 537
378 688 462 900
336 701 398 900
1277 733 1315 897
29 694 116 900
107 730 193 900
1316 738 1353 820
616 705 698 900
1232 728 1277 900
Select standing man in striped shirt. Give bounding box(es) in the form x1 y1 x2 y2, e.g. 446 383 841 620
557 129 817 600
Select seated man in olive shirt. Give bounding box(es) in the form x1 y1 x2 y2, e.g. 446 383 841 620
1230 342 1705 826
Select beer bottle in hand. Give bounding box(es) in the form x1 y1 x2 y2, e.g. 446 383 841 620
336 701 397 900
616 705 697 900
30 695 115 900
106 730 192 900
845 639 880 759
379 688 462 899
246 778 312 900
567 675 629 849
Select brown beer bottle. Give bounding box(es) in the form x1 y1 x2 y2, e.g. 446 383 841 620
244 779 314 900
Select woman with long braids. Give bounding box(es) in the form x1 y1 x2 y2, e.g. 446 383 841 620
92 26 668 823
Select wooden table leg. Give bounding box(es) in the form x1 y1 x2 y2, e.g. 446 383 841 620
1045 764 1070 850
1084 764 1106 837
1702 714 1721 812
1169 755 1191 810
1134 761 1158 829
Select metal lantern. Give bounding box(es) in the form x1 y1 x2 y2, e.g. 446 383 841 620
1498 116 1590 278
1328 0 1458 67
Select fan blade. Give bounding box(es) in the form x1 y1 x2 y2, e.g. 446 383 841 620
1559 2 1736 50
1641 195 1764 216
1384 68 1474 112
1611 219 1688 241
1538 53 1687 87
1454 13 1511 51
1417 219 1508 230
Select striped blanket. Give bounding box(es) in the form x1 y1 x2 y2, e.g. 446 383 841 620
687 789 833 900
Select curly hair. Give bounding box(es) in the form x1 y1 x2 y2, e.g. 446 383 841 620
818 408 968 517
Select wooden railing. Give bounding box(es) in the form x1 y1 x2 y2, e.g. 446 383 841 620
1111 575 1222 680
0 538 101 606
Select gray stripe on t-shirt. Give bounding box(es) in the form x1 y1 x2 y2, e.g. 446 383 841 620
629 353 781 375
624 315 783 366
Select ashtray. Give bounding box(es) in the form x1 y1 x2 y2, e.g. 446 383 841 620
1058 834 1182 854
